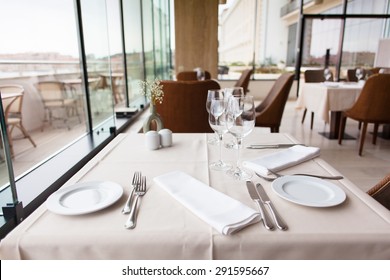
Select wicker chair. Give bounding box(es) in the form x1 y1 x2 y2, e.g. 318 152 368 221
155 79 220 132
234 69 253 94
35 81 80 130
1 84 36 155
301 69 333 129
338 74 390 156
254 73 294 132
367 173 390 210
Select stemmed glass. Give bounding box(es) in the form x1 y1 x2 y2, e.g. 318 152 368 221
225 95 256 180
206 89 223 145
223 87 244 149
355 68 364 81
324 68 332 81
208 95 231 171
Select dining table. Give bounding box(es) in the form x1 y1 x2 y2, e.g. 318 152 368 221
1 130 390 260
296 82 363 139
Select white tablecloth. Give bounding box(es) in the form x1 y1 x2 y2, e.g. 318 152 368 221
296 82 362 123
1 131 390 260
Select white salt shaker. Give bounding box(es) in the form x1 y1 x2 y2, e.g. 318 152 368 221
145 131 160 150
159 128 172 147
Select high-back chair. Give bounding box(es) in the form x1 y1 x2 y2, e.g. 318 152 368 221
234 68 253 94
176 70 211 81
338 74 390 156
301 69 334 129
1 84 36 155
155 79 221 132
35 81 80 130
254 73 295 132
367 172 390 210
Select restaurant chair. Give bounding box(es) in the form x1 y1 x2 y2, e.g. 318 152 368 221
35 81 80 130
1 84 36 155
176 70 211 81
254 73 294 132
366 173 390 210
234 68 253 94
301 69 333 129
338 74 390 156
155 79 220 132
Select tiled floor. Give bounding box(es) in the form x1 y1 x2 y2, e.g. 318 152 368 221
278 100 390 192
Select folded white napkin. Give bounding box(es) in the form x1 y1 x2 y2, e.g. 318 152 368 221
242 145 320 176
154 171 261 235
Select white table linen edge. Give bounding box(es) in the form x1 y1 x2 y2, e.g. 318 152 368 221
154 170 261 235
242 145 320 176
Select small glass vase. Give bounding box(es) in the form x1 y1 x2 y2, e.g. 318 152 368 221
143 103 164 132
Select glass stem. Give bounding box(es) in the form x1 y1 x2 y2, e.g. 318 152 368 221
218 133 223 162
236 137 243 169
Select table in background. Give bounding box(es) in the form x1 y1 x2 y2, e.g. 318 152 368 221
297 82 362 139
1 130 390 259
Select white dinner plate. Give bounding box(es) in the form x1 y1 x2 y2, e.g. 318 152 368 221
46 181 123 215
271 175 346 207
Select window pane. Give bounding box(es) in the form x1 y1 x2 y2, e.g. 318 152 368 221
80 0 116 132
0 0 88 179
302 18 342 71
143 0 155 80
347 0 388 14
123 0 145 103
340 18 385 79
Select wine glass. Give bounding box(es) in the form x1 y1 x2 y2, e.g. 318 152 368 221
223 87 244 149
195 67 205 80
355 68 364 81
324 68 332 81
208 97 231 171
225 95 256 180
206 89 223 145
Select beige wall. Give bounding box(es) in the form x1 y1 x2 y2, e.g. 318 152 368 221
174 0 219 78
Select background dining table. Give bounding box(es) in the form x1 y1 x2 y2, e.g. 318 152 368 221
1 130 390 260
296 82 362 139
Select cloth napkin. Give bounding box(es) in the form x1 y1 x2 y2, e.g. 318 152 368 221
154 171 261 235
242 145 320 176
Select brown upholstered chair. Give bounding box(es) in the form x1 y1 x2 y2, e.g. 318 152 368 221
254 73 294 132
1 84 36 155
338 74 390 156
155 79 220 132
176 71 211 81
367 173 390 210
234 69 253 94
301 69 334 129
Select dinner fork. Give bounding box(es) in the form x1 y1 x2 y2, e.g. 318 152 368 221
122 171 141 214
255 171 344 182
125 176 146 229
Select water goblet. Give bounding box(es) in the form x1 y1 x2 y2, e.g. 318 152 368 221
324 68 332 81
225 95 256 180
355 68 364 81
223 87 244 149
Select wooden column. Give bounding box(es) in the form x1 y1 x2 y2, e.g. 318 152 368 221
174 0 219 78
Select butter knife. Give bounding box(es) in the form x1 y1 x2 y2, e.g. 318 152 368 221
246 144 299 149
246 181 274 231
256 183 288 231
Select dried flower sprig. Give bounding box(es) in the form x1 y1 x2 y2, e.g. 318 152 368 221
139 78 164 105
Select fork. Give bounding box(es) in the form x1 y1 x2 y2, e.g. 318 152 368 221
255 171 344 181
122 171 141 214
125 176 146 229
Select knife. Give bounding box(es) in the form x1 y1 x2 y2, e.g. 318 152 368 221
256 183 288 231
246 181 274 231
246 144 299 149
